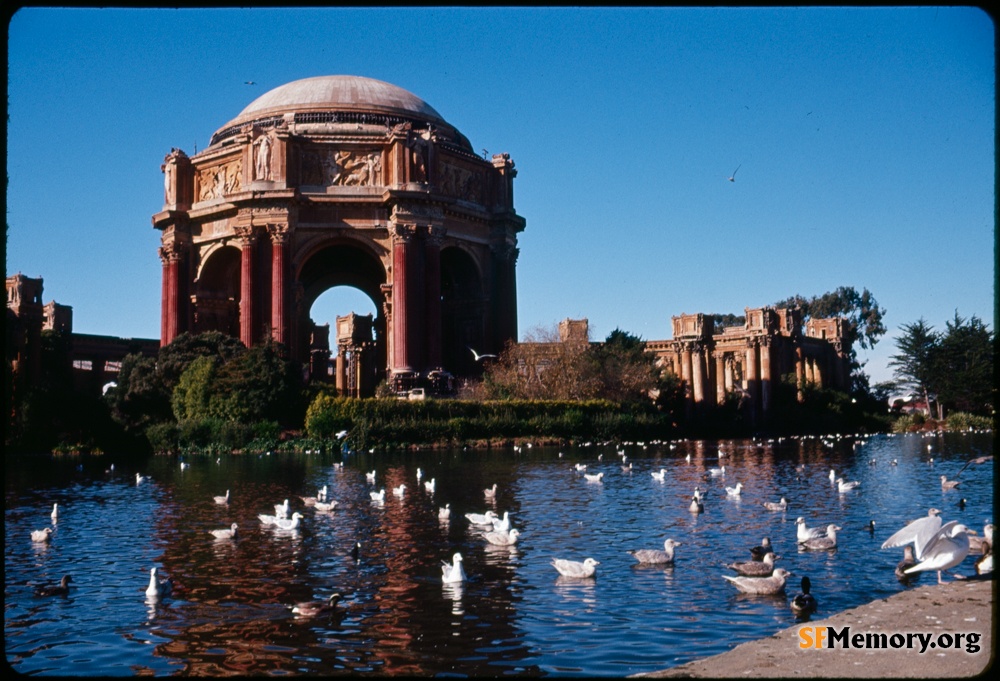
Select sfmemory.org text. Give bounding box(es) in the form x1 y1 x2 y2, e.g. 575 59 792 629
799 626 981 654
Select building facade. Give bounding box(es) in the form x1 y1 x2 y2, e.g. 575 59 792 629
153 75 526 393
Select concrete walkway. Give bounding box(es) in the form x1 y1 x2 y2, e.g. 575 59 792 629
632 579 994 678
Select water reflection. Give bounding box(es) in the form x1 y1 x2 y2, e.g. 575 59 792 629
4 431 994 676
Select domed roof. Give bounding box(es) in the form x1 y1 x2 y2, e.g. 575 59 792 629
211 75 457 146
240 75 446 121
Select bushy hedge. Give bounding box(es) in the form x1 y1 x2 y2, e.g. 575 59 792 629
944 412 993 432
305 396 673 449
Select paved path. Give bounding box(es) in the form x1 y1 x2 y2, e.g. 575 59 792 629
632 579 994 678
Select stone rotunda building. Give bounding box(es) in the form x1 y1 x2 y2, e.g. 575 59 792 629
153 76 525 394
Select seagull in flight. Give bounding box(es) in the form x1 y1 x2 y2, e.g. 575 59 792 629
468 347 498 362
728 164 741 182
245 81 257 85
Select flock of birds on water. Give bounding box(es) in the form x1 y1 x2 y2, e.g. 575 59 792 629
25 432 994 625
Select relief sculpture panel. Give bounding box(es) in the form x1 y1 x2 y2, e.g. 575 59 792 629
196 160 242 201
437 161 482 203
301 148 383 188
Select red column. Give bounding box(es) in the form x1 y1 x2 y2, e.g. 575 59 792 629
391 225 413 372
237 226 257 348
268 224 289 345
159 243 182 346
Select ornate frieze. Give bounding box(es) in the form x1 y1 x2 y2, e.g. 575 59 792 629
301 148 383 187
437 160 483 202
197 159 242 201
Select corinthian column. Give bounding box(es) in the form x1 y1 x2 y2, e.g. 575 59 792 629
158 241 185 346
236 225 258 348
390 223 415 372
268 223 290 345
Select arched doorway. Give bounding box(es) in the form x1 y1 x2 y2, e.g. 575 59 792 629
297 242 387 394
441 246 486 376
193 245 241 337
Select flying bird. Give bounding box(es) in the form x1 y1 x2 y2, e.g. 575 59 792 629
244 81 256 85
469 347 498 362
728 164 741 182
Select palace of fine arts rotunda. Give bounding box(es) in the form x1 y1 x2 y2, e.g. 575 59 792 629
153 75 525 395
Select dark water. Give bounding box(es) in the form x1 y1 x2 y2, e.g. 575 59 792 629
5 430 994 676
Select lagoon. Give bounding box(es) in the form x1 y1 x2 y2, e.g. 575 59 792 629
5 431 993 676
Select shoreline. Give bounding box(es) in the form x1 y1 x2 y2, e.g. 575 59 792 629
631 579 994 678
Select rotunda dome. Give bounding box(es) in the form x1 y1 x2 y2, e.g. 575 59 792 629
210 75 464 147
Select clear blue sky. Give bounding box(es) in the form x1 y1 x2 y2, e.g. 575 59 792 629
7 7 995 387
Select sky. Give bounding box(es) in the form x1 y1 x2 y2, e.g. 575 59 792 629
6 7 995 387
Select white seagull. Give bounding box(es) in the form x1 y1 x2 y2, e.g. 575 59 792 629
274 499 290 518
882 511 972 583
31 527 53 543
725 482 743 498
763 497 787 511
708 465 726 477
552 557 600 578
465 510 497 525
145 567 173 598
651 468 667 482
836 478 860 493
468 347 498 362
209 523 239 540
392 484 406 497
370 488 386 502
438 504 451 520
441 552 466 583
723 568 793 595
584 472 604 483
483 528 520 546
424 478 436 493
214 490 230 505
801 524 842 551
51 503 59 520
940 475 961 490
366 470 376 483
795 517 825 544
483 483 498 499
491 511 512 533
272 512 304 531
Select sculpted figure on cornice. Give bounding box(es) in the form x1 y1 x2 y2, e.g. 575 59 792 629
197 160 242 201
253 133 272 181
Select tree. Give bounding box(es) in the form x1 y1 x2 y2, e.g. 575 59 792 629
171 355 218 422
888 318 940 418
107 353 172 433
590 328 659 403
209 339 304 425
933 312 994 416
775 286 886 355
156 331 246 393
482 324 599 400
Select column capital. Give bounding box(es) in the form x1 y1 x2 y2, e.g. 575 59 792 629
158 241 185 265
267 222 291 244
234 224 259 245
388 222 417 244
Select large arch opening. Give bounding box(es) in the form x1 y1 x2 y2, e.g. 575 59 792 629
441 246 486 376
297 242 387 393
193 245 241 337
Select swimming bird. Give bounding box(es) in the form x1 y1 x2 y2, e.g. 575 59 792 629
135 473 146 485
272 512 304 531
708 465 726 477
438 504 451 520
552 557 600 578
484 483 498 499
209 523 239 540
416 468 423 482
763 497 787 512
895 545 919 583
574 463 587 472
689 496 704 513
584 472 604 483
836 478 860 493
51 503 59 520
292 593 342 618
370 489 386 502
274 499 290 518
727 551 779 576
145 567 173 598
628 539 681 565
180 462 189 471
693 486 702 500
441 552 466 583
749 537 773 561
351 541 361 561
828 469 836 482
651 468 667 482
958 498 967 510
725 482 743 498
790 576 818 616
214 490 230 505
34 574 72 597
465 510 497 525
801 524 842 551
865 519 877 536
899 521 972 583
795 517 825 544
258 513 279 525
424 478 436 493
491 511 512 532
392 484 406 497
940 475 961 490
483 528 521 546
31 527 53 543
366 470 376 483
723 568 792 595
314 500 337 512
